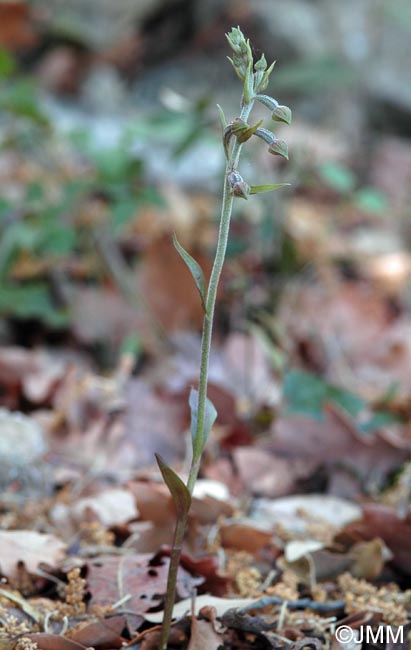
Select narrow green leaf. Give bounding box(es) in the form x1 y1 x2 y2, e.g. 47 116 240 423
155 454 191 518
216 104 227 129
189 388 217 459
173 233 207 312
250 183 291 194
217 105 228 159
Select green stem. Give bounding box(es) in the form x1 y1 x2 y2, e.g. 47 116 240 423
159 101 253 650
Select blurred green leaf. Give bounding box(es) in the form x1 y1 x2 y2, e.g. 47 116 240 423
1 80 48 126
284 369 365 419
112 200 138 232
318 162 356 194
354 187 387 214
120 333 141 359
271 56 358 93
0 49 16 79
359 411 401 434
0 284 68 327
40 224 76 256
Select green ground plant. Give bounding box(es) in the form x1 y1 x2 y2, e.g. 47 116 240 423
156 27 291 649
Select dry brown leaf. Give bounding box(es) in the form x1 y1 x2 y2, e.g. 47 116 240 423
137 235 209 332
0 346 65 405
219 521 275 553
0 1 37 49
278 280 411 405
124 378 187 468
350 538 392 580
0 531 66 578
72 488 138 526
280 544 354 585
233 446 315 497
251 495 362 535
25 635 86 650
86 553 202 613
71 286 140 345
69 614 127 648
187 616 223 650
128 481 174 525
340 503 411 575
270 406 409 497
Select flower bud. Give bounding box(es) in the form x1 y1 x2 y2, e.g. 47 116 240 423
227 171 250 199
255 60 276 93
227 170 243 187
254 54 267 90
268 139 289 160
226 27 253 81
254 54 267 72
272 105 292 125
232 181 250 199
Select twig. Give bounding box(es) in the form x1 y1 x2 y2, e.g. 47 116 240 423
239 596 345 614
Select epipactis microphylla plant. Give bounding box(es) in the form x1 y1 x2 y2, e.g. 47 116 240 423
156 26 291 649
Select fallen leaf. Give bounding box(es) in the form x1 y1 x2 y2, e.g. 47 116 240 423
284 540 325 563
340 503 411 575
0 531 66 578
179 553 230 597
71 286 140 346
278 280 411 406
233 446 315 497
25 635 86 650
280 546 353 585
69 615 127 649
251 495 362 535
124 379 187 468
192 479 230 502
86 553 202 613
72 488 138 526
0 1 37 49
219 521 275 553
0 346 66 406
188 616 223 650
269 405 409 497
138 235 207 332
128 481 175 525
350 538 392 580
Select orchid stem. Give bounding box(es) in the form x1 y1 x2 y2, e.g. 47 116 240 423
158 101 253 650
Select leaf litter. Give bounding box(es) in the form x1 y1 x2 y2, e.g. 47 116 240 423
3 291 411 648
